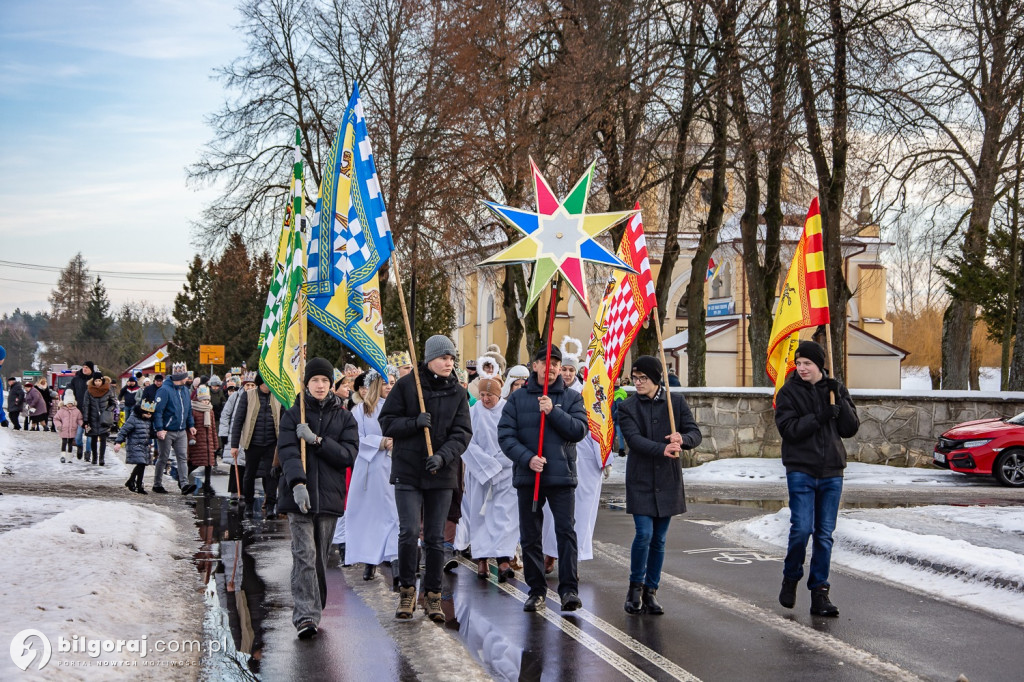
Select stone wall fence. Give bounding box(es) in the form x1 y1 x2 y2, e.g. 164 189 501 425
673 387 1024 468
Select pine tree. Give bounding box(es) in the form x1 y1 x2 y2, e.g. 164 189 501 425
382 267 456 361
45 253 91 364
78 277 112 343
205 234 272 369
111 303 150 370
172 256 211 369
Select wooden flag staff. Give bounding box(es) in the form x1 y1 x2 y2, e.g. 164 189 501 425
390 254 435 468
298 284 307 473
650 308 677 435
533 278 561 511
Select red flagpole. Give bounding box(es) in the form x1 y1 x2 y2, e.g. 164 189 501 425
533 277 560 512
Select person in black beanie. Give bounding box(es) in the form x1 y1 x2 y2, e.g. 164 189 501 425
498 343 588 613
618 355 702 615
775 339 859 617
277 357 359 639
379 335 472 622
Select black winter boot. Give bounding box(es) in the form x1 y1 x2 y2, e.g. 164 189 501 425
624 582 644 614
76 446 83 460
810 586 839 617
641 586 664 615
779 578 798 609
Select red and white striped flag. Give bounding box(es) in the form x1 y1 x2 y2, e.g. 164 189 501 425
582 203 658 464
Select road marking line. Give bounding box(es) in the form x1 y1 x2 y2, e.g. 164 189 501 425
594 541 927 682
458 556 701 682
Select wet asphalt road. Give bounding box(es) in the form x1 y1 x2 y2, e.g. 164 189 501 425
202 482 1024 682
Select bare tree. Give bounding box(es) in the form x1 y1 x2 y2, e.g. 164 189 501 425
878 0 1024 388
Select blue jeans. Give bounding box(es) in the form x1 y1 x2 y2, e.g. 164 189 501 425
784 472 843 589
630 515 671 590
75 424 94 453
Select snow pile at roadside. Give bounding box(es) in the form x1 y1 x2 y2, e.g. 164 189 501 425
0 496 199 678
680 457 969 487
728 505 1024 625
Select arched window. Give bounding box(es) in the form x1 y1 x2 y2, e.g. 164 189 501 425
675 291 689 318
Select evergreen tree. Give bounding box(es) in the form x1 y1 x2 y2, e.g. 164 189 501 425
78 277 112 343
45 253 91 364
206 234 272 368
382 267 456 362
111 303 150 370
172 256 211 369
0 316 36 377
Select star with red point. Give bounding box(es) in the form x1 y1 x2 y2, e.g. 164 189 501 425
480 159 638 313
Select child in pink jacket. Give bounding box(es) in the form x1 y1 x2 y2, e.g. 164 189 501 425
53 393 84 462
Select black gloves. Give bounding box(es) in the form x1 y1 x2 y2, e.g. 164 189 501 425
817 405 841 424
425 454 443 473
415 412 432 430
825 378 840 395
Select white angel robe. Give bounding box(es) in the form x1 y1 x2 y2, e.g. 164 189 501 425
458 398 519 559
342 401 399 565
542 378 604 561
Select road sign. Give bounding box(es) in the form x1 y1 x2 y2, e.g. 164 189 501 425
22 370 42 377
154 362 166 374
199 345 225 365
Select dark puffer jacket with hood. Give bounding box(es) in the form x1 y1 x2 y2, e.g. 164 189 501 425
277 391 358 516
498 372 588 489
379 363 472 490
774 371 859 478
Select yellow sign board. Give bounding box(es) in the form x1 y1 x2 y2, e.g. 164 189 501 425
199 345 225 365
153 362 166 374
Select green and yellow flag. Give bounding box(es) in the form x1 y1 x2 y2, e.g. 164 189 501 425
258 127 307 408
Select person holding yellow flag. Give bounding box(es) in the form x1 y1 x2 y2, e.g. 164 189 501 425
774 340 859 617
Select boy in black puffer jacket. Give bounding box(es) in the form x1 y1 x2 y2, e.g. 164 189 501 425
774 340 859 618
277 357 358 640
379 335 472 623
498 344 588 613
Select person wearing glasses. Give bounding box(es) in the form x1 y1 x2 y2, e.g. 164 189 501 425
617 355 702 615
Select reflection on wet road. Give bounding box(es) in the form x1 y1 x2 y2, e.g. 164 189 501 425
187 486 1024 681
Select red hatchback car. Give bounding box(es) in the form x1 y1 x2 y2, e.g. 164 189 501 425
933 411 1024 487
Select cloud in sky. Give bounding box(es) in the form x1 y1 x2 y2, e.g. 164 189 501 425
0 0 246 315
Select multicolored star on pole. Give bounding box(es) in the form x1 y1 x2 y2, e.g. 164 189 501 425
479 159 638 314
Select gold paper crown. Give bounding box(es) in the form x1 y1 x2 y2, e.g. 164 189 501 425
388 351 412 367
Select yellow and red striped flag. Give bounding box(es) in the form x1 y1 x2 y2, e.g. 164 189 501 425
766 198 830 400
582 203 657 464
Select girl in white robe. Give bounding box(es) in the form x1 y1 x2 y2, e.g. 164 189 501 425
543 341 606 562
459 377 519 581
344 368 400 581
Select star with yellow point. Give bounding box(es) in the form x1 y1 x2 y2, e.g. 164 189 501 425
479 159 638 313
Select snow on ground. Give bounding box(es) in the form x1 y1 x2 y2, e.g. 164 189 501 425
722 505 1024 626
678 456 972 486
0 427 130 485
901 365 1002 391
0 495 202 679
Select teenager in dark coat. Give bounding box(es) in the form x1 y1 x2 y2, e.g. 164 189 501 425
379 335 472 622
276 357 358 639
774 340 859 617
498 344 588 613
618 355 702 615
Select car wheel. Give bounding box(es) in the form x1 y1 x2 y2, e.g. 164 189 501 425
994 449 1024 488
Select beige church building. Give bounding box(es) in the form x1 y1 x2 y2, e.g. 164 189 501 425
451 191 907 389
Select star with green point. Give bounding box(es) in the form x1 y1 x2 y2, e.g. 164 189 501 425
479 158 638 313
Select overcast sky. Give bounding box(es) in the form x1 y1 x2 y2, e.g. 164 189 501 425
0 0 245 316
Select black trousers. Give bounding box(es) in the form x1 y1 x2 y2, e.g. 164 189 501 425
243 443 276 504
518 485 578 598
395 485 453 593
